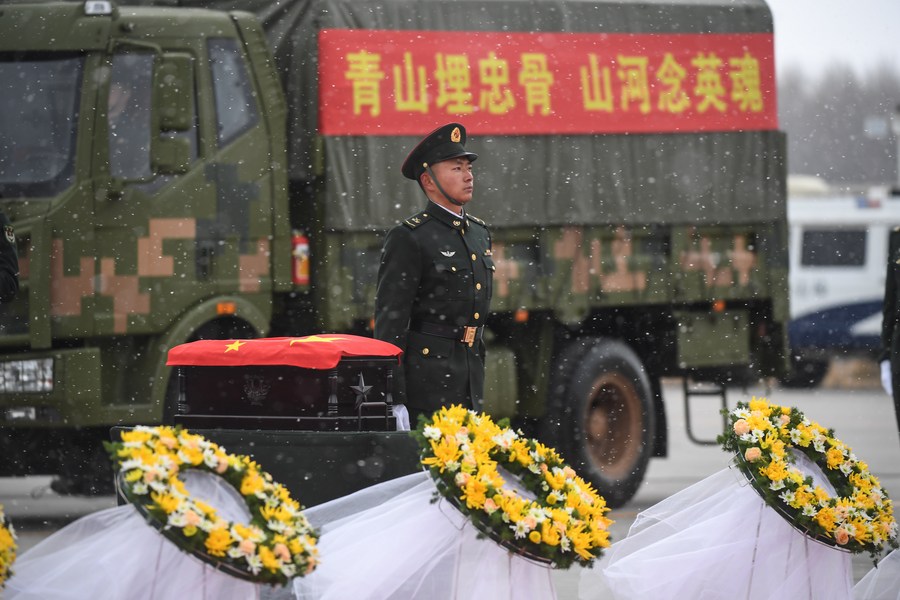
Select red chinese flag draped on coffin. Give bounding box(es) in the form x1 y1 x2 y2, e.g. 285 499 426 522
166 335 402 370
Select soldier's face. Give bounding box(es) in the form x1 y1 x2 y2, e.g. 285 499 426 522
428 157 475 205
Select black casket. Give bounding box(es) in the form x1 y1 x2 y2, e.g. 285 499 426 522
167 334 402 432
152 334 420 506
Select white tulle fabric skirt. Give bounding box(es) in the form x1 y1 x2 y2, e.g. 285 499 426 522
5 472 261 600
293 471 558 600
579 466 853 600
855 548 900 600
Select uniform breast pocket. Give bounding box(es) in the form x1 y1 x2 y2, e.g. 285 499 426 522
432 259 472 299
481 256 495 298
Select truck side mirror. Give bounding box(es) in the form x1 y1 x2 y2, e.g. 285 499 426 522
150 53 193 175
153 53 193 132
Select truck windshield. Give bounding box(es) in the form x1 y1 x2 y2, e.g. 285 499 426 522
0 52 83 198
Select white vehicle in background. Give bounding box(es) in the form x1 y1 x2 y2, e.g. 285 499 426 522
784 178 900 387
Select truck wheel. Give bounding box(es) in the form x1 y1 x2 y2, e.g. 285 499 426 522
553 338 655 508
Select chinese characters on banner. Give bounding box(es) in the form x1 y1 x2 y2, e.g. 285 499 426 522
318 29 777 136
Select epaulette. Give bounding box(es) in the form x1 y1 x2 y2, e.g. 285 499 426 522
466 213 487 227
403 211 430 229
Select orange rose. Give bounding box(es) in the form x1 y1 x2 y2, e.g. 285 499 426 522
834 527 850 545
733 419 751 436
744 447 762 462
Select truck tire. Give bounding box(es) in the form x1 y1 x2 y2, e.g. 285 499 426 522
550 337 655 508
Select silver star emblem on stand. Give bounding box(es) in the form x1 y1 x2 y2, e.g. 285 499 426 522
350 372 373 409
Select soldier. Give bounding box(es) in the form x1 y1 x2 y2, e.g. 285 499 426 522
0 210 18 303
375 123 494 429
880 226 900 442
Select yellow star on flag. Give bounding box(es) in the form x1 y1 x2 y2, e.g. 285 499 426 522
289 335 345 345
225 340 246 352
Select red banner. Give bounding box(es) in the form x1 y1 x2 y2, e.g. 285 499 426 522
167 335 402 370
318 29 777 136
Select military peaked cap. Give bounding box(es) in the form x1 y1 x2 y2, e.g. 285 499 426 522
401 123 478 180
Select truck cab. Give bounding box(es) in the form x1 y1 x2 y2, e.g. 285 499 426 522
0 2 290 489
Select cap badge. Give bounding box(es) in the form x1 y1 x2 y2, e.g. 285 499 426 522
441 250 456 257
451 127 461 143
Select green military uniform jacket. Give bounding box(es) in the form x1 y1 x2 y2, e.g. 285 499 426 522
0 211 18 303
880 227 900 437
375 202 494 418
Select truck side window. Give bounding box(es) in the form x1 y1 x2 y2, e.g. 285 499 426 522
800 229 866 267
108 52 153 180
208 38 259 147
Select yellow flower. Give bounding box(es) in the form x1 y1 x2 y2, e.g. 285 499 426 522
541 521 561 546
815 507 836 532
259 546 281 572
205 527 233 557
528 530 542 544
761 459 788 482
241 471 266 496
183 525 198 537
150 490 181 514
826 448 844 470
421 437 461 472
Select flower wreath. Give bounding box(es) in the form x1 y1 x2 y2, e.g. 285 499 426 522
719 398 899 560
413 405 613 569
0 504 16 589
105 425 318 586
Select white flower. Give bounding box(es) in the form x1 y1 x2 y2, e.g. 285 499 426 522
492 430 517 449
769 480 785 491
779 490 796 505
245 555 263 575
423 426 442 440
268 520 287 533
839 463 853 476
281 563 297 578
512 521 529 539
802 505 818 517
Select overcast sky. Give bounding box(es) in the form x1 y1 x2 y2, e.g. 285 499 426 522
766 0 900 78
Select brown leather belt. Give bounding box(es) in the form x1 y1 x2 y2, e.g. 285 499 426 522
411 320 483 347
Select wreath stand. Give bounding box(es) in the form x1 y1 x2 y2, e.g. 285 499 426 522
4 471 261 600
578 463 852 600
293 471 558 600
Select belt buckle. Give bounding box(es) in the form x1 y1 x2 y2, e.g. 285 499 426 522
461 326 477 347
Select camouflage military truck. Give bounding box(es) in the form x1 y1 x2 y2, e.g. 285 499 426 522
0 0 788 506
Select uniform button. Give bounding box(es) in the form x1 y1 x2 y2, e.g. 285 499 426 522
422 348 430 356
474 312 480 320
476 283 482 290
451 266 457 272
471 253 476 261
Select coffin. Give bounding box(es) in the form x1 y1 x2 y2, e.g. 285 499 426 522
166 334 403 432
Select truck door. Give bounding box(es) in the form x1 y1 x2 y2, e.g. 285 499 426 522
92 47 206 337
